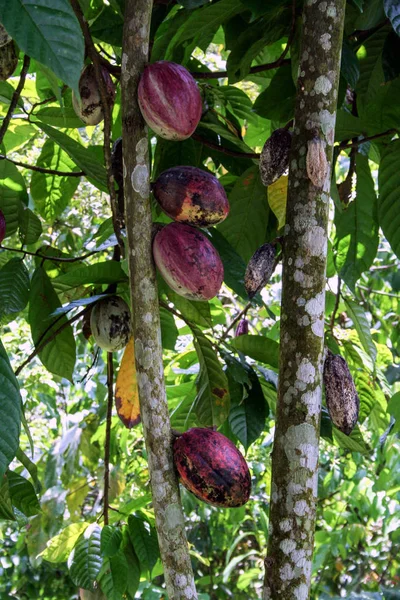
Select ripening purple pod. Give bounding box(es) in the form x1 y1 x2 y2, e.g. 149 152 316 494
235 319 249 337
138 61 202 141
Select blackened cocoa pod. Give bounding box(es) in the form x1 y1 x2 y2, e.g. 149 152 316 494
259 128 292 187
0 209 5 244
235 318 249 337
0 40 17 81
245 243 276 299
323 351 359 436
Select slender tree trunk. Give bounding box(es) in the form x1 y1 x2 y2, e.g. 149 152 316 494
121 3 198 598
263 2 346 598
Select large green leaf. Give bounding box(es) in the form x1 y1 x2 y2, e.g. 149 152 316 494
190 324 230 426
41 523 89 563
35 122 108 191
159 306 179 350
68 524 103 591
100 526 123 558
34 106 85 129
0 340 22 481
335 154 378 291
98 552 128 600
230 334 279 370
0 258 30 317
378 140 400 260
344 299 377 365
208 229 248 300
127 515 159 578
388 391 400 434
0 160 28 238
30 139 80 222
19 207 43 246
253 63 296 124
54 261 127 289
29 267 76 381
122 536 141 600
0 0 84 93
166 289 212 328
6 471 40 517
218 166 269 262
0 476 15 521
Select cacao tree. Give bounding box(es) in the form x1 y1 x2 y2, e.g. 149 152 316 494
0 0 399 599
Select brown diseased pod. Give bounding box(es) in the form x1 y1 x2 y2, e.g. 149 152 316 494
0 209 5 244
72 64 116 126
0 39 18 81
138 61 202 141
323 350 360 435
90 295 132 352
153 222 224 301
244 243 276 298
259 128 292 187
152 166 229 227
173 428 251 507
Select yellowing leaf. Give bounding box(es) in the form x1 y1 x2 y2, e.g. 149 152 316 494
115 338 141 428
40 522 89 563
268 175 288 230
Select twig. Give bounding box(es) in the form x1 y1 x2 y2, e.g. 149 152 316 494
330 277 341 333
0 154 84 177
70 0 125 257
0 55 30 146
219 301 252 343
191 132 259 158
338 129 397 150
15 307 88 376
357 284 400 299
0 244 98 263
103 352 114 526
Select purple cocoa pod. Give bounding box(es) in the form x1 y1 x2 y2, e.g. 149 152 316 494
152 222 223 301
138 61 202 141
235 318 249 337
152 166 229 227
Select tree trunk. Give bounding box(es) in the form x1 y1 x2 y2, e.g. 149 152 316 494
120 2 198 599
263 1 346 598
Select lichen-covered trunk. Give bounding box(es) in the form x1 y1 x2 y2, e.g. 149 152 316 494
263 2 346 598
120 2 197 598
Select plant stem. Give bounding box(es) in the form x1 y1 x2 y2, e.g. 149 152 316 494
0 154 84 176
0 55 30 146
103 352 114 526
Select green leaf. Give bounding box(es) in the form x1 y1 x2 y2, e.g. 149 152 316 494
197 121 256 156
335 111 366 142
0 0 84 93
253 63 296 123
0 159 28 238
90 5 124 46
230 334 279 370
101 526 123 558
335 154 378 291
35 122 108 191
0 258 30 317
99 552 128 600
122 537 141 600
30 139 80 222
226 357 268 451
127 515 159 578
6 471 40 517
341 41 360 89
41 523 89 563
0 340 21 481
208 229 248 300
191 324 230 427
19 207 43 246
384 0 400 35
159 307 179 351
218 166 269 262
34 106 85 128
166 289 212 328
54 261 127 289
29 267 76 381
68 523 103 591
333 427 369 454
378 140 400 260
388 391 400 434
0 476 15 521
343 299 377 364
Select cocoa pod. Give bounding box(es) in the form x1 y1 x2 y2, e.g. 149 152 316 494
0 24 12 48
90 296 132 352
323 350 359 436
173 428 251 507
152 166 229 227
153 222 224 301
0 209 5 244
138 61 202 141
235 318 249 337
0 40 18 81
244 243 276 298
306 138 329 188
72 64 116 126
259 128 292 187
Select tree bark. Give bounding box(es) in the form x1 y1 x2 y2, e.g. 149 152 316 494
263 1 346 598
121 3 198 599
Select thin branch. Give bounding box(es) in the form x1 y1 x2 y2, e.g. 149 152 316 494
191 132 259 158
15 308 88 376
357 284 400 299
103 352 114 526
219 301 252 343
70 0 125 257
338 128 398 150
0 244 98 263
330 277 341 333
0 154 84 177
0 55 30 146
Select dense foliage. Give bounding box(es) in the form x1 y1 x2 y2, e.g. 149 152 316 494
0 0 399 598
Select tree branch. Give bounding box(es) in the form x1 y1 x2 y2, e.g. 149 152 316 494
338 128 397 150
219 301 252 342
0 55 30 146
0 244 98 263
0 154 84 177
103 352 114 526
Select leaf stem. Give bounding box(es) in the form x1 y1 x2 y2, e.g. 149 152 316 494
0 154 84 176
103 352 114 526
0 55 30 146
